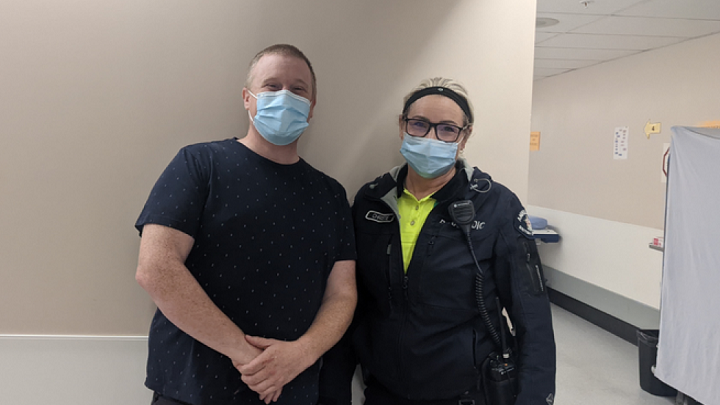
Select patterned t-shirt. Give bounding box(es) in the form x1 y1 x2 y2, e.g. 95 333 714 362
135 138 356 405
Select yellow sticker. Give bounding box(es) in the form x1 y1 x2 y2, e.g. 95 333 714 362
530 132 541 151
698 120 720 129
644 121 661 139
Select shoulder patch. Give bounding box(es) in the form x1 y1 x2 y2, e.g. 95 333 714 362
365 210 395 223
516 209 533 237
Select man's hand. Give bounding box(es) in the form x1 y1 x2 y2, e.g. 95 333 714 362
229 344 282 403
230 343 263 370
236 259 355 404
238 335 313 403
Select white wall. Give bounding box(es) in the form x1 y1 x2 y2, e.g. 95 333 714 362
528 206 664 309
530 33 720 314
0 336 149 404
0 335 368 405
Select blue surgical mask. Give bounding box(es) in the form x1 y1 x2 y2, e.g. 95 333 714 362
248 89 311 146
400 134 458 179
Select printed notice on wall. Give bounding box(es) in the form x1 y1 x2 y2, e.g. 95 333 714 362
614 126 629 160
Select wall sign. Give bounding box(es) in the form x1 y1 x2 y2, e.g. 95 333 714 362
614 126 629 160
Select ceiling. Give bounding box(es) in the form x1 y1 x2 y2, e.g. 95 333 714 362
534 0 720 80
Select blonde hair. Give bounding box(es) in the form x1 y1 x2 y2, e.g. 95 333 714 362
402 77 474 126
245 44 317 100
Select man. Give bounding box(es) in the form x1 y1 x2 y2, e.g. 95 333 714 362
135 44 357 405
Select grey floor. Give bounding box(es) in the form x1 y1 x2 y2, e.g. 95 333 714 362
552 304 676 405
351 304 678 404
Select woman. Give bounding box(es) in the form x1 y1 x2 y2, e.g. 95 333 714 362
321 78 556 405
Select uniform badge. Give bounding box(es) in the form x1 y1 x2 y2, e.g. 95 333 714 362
365 210 395 223
517 209 533 237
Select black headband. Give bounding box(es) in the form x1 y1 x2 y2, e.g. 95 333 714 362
403 86 473 124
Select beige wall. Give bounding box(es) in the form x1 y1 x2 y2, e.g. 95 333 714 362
530 33 720 230
0 0 537 335
529 33 720 309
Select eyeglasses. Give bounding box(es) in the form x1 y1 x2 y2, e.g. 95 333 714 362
403 118 466 143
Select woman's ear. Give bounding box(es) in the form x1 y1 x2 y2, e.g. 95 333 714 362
457 125 472 157
459 126 472 152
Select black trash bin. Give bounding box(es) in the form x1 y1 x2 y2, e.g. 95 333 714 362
637 329 677 396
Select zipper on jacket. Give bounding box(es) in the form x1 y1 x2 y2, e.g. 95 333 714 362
398 274 410 394
523 240 543 293
366 180 413 393
386 243 394 303
535 264 545 292
472 329 479 372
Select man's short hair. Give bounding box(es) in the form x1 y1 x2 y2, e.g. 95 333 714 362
245 44 317 100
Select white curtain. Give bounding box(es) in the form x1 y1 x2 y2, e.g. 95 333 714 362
655 126 720 405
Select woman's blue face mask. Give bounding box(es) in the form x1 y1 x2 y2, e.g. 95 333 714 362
248 89 311 146
400 134 458 179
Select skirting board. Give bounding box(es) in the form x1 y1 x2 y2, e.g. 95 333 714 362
0 335 151 405
544 266 661 345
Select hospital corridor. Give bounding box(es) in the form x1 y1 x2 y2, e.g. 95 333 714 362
3 1 719 404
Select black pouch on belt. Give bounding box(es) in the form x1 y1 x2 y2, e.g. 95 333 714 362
481 351 518 405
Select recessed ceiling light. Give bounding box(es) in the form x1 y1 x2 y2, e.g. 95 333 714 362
536 17 560 28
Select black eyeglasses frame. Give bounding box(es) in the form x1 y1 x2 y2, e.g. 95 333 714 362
402 118 467 143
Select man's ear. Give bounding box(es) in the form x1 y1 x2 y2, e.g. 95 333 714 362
307 98 317 120
242 88 252 111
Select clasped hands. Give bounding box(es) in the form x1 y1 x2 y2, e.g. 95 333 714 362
234 335 312 404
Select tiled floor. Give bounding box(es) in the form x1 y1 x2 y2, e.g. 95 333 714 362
351 304 679 404
552 304 676 405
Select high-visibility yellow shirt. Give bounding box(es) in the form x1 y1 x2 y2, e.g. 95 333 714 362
398 189 436 273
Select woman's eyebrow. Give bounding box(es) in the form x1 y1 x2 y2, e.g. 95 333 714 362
407 115 461 125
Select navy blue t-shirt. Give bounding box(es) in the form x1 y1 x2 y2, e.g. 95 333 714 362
135 139 355 405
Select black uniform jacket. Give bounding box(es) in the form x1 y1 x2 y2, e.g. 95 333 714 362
321 160 555 405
